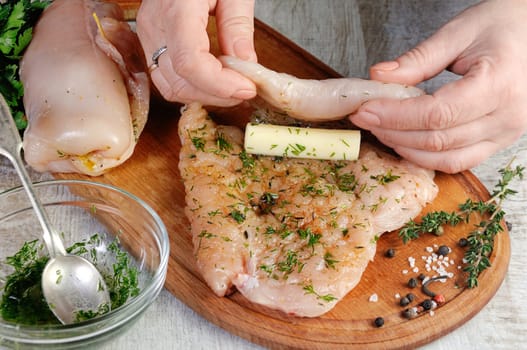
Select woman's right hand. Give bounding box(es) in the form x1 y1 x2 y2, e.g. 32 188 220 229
136 0 257 107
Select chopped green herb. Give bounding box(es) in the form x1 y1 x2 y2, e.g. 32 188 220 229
230 209 246 223
324 252 339 269
0 233 140 325
298 228 322 249
303 284 338 302
191 136 205 151
288 143 306 156
239 150 255 169
277 250 303 275
370 169 400 185
215 132 232 152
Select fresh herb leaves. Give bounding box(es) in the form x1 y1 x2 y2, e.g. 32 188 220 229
398 159 524 288
1 233 140 325
0 0 51 129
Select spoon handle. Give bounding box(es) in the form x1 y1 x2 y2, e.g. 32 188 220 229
0 94 66 257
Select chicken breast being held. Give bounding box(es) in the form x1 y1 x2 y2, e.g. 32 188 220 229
20 0 149 176
178 103 438 317
221 56 424 122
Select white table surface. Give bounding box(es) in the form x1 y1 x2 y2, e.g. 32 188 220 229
1 1 526 349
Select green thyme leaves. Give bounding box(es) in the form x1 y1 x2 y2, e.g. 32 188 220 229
398 159 524 288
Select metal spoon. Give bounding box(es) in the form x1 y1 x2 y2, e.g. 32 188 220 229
0 95 111 325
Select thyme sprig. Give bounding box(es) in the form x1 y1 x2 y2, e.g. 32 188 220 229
398 159 524 288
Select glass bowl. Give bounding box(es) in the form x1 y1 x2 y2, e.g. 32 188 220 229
0 179 169 349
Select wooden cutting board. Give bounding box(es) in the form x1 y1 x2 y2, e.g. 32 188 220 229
57 3 511 349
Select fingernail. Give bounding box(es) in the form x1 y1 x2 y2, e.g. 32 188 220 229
232 88 256 100
233 39 257 61
350 111 381 127
372 61 399 71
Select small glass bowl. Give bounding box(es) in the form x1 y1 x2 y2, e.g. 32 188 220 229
0 179 169 349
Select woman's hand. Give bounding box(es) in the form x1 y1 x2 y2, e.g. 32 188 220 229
136 0 257 107
350 0 527 173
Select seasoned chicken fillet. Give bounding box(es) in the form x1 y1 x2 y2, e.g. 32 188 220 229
178 103 438 317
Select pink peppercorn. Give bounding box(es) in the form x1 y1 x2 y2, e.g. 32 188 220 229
433 294 446 305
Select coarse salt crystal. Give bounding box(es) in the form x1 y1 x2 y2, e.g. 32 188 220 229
413 267 419 273
369 293 378 302
402 269 409 274
395 293 401 299
426 246 434 253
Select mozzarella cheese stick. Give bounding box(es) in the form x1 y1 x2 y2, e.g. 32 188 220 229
244 123 361 160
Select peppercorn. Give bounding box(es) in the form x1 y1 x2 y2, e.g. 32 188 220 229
421 299 434 311
417 273 426 281
406 293 416 302
402 307 418 319
458 238 469 247
433 294 445 305
437 245 450 256
374 317 384 327
399 296 410 307
407 277 418 288
385 248 395 258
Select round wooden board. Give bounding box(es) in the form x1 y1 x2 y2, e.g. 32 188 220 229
59 104 511 350
57 9 511 349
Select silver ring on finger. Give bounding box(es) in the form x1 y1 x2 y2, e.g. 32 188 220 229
148 45 168 73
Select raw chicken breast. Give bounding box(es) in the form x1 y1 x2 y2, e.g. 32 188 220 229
221 56 424 122
178 103 438 317
20 0 150 176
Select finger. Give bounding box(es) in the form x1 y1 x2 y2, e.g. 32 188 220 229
392 141 502 174
369 12 476 85
215 0 257 61
150 54 245 107
368 113 503 152
163 1 256 101
351 65 498 131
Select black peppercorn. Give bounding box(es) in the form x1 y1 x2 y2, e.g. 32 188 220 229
437 245 450 256
421 299 433 311
402 307 418 319
406 293 416 302
418 273 426 281
374 317 384 327
458 238 469 247
399 296 410 307
407 277 418 288
385 248 395 258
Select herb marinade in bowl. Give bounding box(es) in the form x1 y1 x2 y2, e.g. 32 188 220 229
0 180 169 349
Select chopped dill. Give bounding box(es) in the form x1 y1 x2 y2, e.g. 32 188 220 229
1 233 141 325
303 284 338 302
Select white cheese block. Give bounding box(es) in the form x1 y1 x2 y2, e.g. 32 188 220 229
244 123 361 160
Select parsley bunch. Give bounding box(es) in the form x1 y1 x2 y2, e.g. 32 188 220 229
0 0 50 130
398 159 524 288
